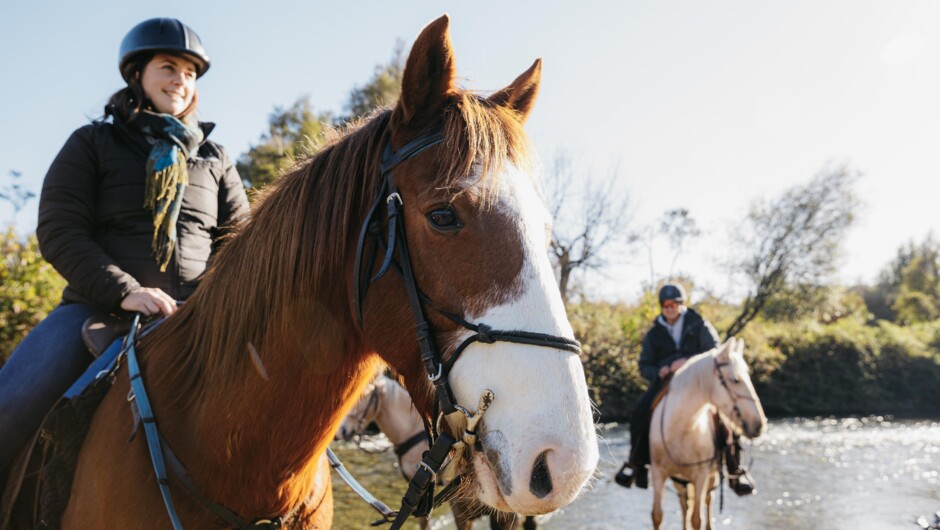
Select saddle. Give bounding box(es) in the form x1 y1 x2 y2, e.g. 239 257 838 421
0 315 133 530
81 313 131 358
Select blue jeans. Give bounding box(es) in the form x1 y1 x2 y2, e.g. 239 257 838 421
0 302 101 470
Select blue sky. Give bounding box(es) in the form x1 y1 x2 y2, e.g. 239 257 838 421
2 1 939 301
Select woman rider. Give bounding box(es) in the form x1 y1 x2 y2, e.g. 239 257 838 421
0 18 250 472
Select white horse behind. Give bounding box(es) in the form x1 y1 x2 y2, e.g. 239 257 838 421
335 375 534 530
649 338 766 530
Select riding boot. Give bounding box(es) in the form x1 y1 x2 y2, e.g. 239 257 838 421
724 434 756 496
614 461 648 489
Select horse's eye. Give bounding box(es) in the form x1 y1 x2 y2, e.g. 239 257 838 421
427 208 462 232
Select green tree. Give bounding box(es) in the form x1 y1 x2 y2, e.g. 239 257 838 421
0 228 66 364
866 234 940 322
724 164 860 338
237 45 405 190
236 97 333 189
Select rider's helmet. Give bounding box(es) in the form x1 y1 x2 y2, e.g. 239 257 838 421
119 18 210 81
658 283 686 305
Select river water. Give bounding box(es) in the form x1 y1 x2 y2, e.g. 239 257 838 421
330 417 940 529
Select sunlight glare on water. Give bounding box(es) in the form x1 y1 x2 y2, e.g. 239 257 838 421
330 418 940 529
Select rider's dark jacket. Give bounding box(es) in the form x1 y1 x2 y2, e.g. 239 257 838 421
638 308 720 383
37 111 250 312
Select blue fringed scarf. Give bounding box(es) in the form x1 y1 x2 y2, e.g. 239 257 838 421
131 111 204 272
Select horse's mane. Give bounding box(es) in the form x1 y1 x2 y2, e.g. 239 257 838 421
145 91 533 406
670 348 717 398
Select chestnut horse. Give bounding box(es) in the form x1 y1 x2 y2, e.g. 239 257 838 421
336 375 536 530
649 339 766 530
7 14 597 530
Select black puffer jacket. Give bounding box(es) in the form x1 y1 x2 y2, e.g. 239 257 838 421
638 308 720 383
37 113 249 312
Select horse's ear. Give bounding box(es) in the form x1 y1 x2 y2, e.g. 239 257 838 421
717 338 733 359
487 58 542 123
394 14 457 129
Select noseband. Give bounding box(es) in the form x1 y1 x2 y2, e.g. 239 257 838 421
353 130 581 527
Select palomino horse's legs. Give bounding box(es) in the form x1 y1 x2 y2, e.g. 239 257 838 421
704 472 716 530
690 476 708 530
650 467 666 530
676 483 690 529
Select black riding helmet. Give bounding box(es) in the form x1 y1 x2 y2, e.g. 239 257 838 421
658 283 686 304
119 18 210 81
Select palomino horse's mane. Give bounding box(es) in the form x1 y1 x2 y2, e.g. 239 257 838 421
670 347 722 398
145 91 533 407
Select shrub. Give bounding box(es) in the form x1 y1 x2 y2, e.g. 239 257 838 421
0 228 66 365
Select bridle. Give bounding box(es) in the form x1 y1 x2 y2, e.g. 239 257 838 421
712 357 758 429
353 129 582 528
341 386 391 455
348 385 381 439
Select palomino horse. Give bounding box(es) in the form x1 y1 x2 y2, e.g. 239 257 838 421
336 375 536 530
649 338 766 530
3 14 597 530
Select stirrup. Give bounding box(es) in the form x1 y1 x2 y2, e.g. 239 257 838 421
614 463 634 488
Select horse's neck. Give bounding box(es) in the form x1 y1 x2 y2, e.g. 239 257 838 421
372 380 424 444
664 358 714 427
142 319 380 515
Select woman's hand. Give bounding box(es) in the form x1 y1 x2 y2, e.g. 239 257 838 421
669 358 687 373
120 287 177 316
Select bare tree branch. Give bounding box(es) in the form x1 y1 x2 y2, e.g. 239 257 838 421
724 164 860 338
545 152 633 302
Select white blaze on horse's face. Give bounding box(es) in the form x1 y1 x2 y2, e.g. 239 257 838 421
447 162 599 515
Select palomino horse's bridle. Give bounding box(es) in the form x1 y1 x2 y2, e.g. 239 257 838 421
353 129 582 528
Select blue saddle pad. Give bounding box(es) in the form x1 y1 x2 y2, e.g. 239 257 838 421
62 338 124 400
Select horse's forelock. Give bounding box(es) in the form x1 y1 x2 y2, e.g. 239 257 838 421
439 92 533 205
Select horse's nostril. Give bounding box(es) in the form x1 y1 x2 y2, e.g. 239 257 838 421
529 450 553 499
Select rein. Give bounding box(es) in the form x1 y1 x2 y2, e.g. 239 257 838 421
353 130 581 529
123 315 310 530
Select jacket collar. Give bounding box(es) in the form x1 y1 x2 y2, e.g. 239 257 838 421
106 105 214 154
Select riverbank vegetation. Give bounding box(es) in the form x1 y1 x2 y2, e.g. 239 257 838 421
3 226 939 420
572 285 940 421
